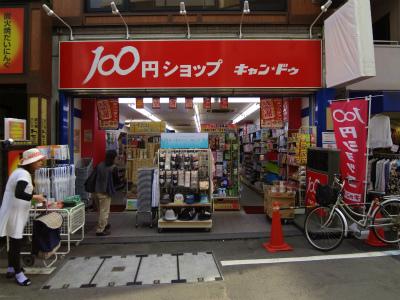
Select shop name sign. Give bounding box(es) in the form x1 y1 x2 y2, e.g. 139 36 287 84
59 40 322 90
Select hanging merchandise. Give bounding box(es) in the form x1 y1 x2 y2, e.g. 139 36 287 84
35 165 76 202
368 114 393 149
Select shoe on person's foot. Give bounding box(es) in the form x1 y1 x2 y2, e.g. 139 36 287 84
105 223 111 231
15 278 31 286
96 230 110 236
6 267 24 279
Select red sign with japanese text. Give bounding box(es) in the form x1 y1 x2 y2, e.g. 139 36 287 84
220 97 229 109
185 97 193 109
59 40 322 89
169 97 177 109
331 99 369 204
96 99 119 130
260 98 284 128
136 97 144 109
0 8 24 74
306 169 329 207
203 97 212 110
152 97 160 109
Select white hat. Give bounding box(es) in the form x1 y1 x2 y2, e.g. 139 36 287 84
19 148 46 166
163 209 177 221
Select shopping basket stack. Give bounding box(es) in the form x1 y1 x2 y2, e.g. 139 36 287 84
136 168 157 228
75 157 93 207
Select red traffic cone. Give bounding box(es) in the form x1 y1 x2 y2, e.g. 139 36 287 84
263 201 293 252
365 209 388 247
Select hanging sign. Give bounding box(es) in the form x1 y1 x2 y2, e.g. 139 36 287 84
161 133 209 149
305 169 329 207
203 97 211 110
220 97 229 109
96 99 119 130
59 40 322 89
136 97 144 109
260 98 284 128
0 8 24 74
169 97 177 109
152 97 160 109
331 98 369 204
185 97 193 109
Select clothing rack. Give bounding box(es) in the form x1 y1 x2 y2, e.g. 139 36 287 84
371 153 400 159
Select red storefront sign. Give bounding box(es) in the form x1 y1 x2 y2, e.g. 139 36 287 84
203 97 212 109
136 97 144 109
59 40 322 89
152 97 160 109
220 97 229 109
331 99 369 204
260 98 284 128
0 8 24 74
185 97 193 109
169 97 177 109
306 169 329 207
96 99 119 130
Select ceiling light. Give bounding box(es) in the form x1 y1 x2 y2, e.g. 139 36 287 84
232 103 260 124
42 4 74 40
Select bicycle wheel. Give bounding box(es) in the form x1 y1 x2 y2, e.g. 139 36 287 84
305 206 345 251
372 200 400 244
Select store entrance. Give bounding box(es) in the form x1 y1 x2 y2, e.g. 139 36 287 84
70 95 312 240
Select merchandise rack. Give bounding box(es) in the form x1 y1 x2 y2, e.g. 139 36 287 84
157 148 213 231
207 128 241 211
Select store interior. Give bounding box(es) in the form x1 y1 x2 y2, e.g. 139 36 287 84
67 95 315 241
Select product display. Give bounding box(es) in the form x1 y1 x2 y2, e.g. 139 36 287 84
157 148 213 231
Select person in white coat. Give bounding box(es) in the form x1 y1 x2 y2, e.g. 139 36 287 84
0 148 46 286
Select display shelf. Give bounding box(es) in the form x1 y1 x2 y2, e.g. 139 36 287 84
157 148 213 231
160 203 212 207
158 219 212 229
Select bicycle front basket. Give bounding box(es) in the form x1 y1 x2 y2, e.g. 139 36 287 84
316 185 338 206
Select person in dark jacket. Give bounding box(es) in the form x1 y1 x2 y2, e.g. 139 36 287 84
92 150 124 236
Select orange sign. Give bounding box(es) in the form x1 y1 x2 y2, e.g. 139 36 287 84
0 8 24 74
96 99 119 130
136 97 144 109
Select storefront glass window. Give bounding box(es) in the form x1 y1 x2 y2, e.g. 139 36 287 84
86 0 287 12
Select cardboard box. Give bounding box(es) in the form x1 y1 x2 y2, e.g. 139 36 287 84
263 185 295 219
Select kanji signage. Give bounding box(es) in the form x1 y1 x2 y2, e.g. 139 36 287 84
260 98 284 128
59 40 322 89
136 97 144 109
331 98 369 204
203 97 211 110
169 97 177 109
220 97 228 109
185 97 193 109
152 97 160 109
0 8 24 74
96 99 119 130
305 169 329 207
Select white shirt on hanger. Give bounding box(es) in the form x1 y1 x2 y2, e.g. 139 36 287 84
369 114 393 149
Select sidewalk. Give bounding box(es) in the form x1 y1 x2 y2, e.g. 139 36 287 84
82 210 302 244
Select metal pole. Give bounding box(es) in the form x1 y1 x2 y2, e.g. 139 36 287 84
364 96 372 204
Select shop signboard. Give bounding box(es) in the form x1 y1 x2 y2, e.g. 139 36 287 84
161 133 208 149
260 98 284 128
305 169 329 207
220 97 229 109
169 97 177 109
152 97 160 109
59 40 322 89
185 97 193 109
203 97 212 110
0 7 24 74
331 98 369 204
96 99 119 130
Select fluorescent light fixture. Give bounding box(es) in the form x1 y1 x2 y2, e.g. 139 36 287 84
120 97 256 104
193 104 201 132
232 103 260 124
128 104 161 121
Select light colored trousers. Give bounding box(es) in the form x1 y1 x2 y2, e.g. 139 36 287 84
93 193 111 233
